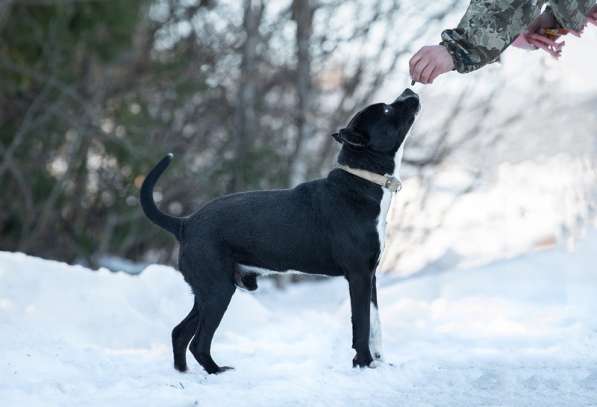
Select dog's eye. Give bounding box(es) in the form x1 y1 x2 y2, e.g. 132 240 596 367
383 106 390 114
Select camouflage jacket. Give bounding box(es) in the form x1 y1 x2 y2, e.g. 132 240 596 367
441 0 596 73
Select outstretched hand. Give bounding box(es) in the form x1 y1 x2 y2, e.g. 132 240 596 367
512 9 568 58
512 32 566 59
513 5 597 59
409 45 455 85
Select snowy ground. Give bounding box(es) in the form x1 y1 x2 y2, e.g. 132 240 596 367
1 232 597 407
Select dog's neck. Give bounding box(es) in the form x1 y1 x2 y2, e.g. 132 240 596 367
336 165 402 193
336 148 394 177
335 140 408 192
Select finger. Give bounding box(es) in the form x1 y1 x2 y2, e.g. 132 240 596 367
522 33 538 49
527 34 555 48
412 58 431 83
521 33 538 49
536 42 560 58
555 40 565 50
528 39 561 59
409 56 421 81
527 33 558 47
513 33 537 49
530 34 564 56
420 62 435 84
527 38 554 56
549 39 565 52
409 49 426 77
428 65 442 84
412 60 430 83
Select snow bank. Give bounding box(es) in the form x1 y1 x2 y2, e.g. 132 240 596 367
1 233 597 406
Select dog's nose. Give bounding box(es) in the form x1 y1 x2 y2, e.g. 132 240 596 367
402 88 417 98
392 88 419 104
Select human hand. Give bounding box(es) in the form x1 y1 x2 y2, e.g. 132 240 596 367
521 32 566 58
512 33 543 50
409 45 455 85
511 32 565 59
513 9 570 59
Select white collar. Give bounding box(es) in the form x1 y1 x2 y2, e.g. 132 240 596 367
337 164 402 193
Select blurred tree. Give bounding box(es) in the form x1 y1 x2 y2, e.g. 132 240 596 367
0 0 152 262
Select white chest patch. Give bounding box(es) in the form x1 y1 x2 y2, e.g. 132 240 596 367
374 139 406 269
375 190 392 267
369 136 408 362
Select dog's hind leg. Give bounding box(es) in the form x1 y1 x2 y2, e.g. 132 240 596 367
369 275 383 360
172 298 200 372
189 283 235 374
189 280 235 374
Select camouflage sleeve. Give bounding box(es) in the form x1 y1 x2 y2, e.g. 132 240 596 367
549 0 596 31
440 0 542 73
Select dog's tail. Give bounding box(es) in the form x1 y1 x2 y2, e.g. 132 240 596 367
140 153 183 239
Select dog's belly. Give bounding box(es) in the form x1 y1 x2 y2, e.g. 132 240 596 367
238 264 294 276
238 263 342 277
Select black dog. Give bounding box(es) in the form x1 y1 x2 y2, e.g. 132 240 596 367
140 88 420 374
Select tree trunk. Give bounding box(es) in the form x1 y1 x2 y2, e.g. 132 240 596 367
231 0 263 192
0 0 13 29
288 0 314 186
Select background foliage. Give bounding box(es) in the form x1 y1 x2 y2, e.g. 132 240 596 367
1 0 595 272
0 0 455 266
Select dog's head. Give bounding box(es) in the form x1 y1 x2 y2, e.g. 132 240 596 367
334 88 420 175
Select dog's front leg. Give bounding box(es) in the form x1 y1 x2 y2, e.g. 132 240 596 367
370 275 383 360
347 272 374 368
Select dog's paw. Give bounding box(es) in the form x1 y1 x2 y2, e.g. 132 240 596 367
174 360 188 373
352 351 373 368
214 366 235 374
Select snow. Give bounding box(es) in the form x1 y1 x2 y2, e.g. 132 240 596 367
1 232 597 406
384 155 597 276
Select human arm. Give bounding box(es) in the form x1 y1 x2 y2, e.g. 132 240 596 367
439 0 541 73
409 0 542 83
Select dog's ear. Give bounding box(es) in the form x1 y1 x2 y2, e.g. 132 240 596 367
331 128 367 149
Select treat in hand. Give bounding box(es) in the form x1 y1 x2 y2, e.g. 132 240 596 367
541 28 568 39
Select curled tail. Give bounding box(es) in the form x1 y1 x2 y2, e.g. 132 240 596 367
140 153 183 239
